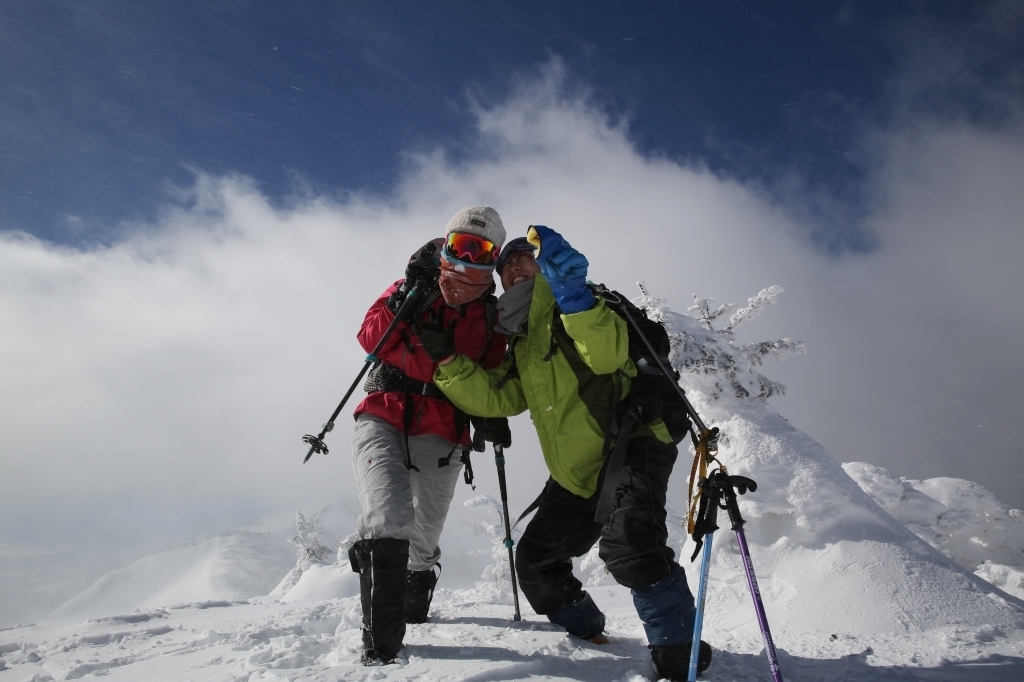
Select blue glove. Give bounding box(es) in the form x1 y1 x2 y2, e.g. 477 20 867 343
527 225 596 314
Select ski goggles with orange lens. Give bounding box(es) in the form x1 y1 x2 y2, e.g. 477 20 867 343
445 232 498 265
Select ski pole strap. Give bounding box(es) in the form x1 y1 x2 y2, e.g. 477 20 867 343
689 476 722 561
401 392 421 473
512 493 542 530
686 426 719 534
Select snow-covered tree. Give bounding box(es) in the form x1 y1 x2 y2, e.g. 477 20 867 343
287 511 334 568
635 283 804 401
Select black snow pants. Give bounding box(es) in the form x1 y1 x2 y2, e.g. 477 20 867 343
515 434 679 615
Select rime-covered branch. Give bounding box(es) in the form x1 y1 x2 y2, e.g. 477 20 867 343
741 338 806 366
635 282 803 402
725 286 783 333
464 495 518 603
687 295 737 332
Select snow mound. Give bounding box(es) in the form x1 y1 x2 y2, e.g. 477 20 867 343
682 400 1024 649
269 562 360 603
632 287 1024 651
844 461 1024 599
46 532 293 623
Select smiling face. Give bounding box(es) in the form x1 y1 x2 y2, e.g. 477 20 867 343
499 250 541 290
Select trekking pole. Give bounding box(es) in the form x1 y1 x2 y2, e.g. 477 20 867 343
301 279 427 463
493 443 522 621
687 475 721 682
711 470 784 682
688 533 714 682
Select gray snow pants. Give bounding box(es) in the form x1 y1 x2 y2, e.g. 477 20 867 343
352 414 464 572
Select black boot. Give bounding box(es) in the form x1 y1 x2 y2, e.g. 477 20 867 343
650 640 712 679
406 566 439 624
349 538 410 665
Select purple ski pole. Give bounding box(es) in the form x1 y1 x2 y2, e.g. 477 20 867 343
717 472 784 682
735 528 783 681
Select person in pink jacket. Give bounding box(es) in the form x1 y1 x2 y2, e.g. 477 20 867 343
348 206 508 665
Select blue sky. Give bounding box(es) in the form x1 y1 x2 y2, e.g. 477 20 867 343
2 1 1024 624
6 1 1015 249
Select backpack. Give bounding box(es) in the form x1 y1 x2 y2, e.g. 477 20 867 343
589 283 692 444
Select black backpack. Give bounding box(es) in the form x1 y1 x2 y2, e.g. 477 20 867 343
589 283 692 444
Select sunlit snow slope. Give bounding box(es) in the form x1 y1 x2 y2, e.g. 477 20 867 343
845 461 1024 600
47 532 293 623
674 399 1024 648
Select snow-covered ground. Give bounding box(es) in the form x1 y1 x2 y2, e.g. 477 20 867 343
3 287 1023 680
4 581 1023 682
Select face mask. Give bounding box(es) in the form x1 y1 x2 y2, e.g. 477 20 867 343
438 250 495 305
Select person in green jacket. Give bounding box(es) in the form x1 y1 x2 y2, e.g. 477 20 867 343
418 226 712 680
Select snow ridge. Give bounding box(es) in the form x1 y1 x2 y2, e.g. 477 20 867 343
46 532 294 624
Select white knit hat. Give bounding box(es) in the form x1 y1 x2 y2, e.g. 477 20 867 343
445 206 506 249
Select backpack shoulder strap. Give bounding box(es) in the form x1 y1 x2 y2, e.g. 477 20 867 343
495 337 521 389
544 305 564 361
481 294 498 362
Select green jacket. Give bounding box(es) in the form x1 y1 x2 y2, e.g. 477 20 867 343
435 276 664 498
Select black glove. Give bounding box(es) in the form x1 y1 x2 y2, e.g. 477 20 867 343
471 416 512 452
386 242 441 313
416 316 458 363
405 246 440 285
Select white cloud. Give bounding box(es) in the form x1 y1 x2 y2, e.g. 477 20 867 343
2 62 1023 572
768 121 1024 495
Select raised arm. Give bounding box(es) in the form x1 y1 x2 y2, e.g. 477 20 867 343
528 224 630 376
560 298 631 376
